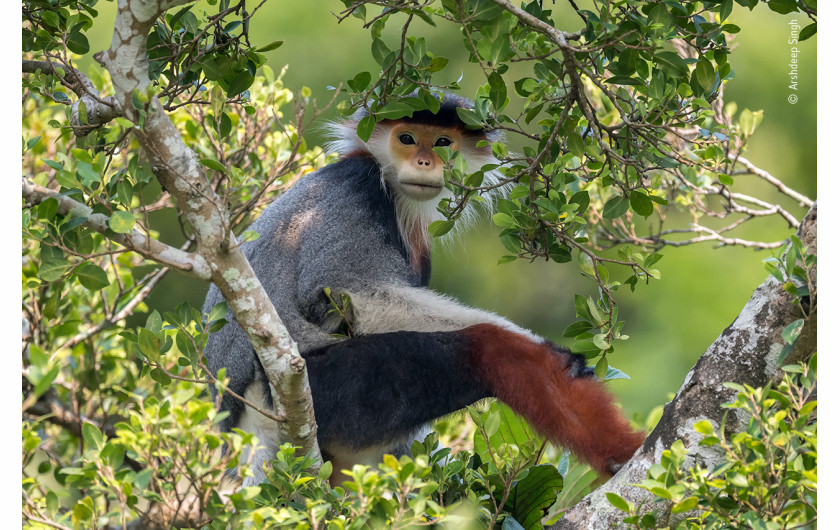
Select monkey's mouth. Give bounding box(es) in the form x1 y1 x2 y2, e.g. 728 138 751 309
400 181 444 201
403 182 443 191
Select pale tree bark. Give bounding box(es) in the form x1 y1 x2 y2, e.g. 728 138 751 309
23 0 321 469
551 203 817 529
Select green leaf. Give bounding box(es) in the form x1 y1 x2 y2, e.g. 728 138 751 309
217 112 232 138
695 57 716 93
567 133 585 158
76 263 110 290
604 366 630 381
577 251 596 278
468 0 504 20
109 211 135 233
768 0 798 14
237 230 259 244
694 419 716 435
782 319 804 345
647 485 672 500
629 191 654 218
571 339 600 358
602 196 629 219
429 56 449 72
492 212 514 227
595 356 608 378
348 71 371 92
150 367 172 385
82 423 104 451
66 31 90 55
72 498 94 523
41 10 60 29
27 135 42 151
514 77 539 97
488 72 507 111
75 161 100 187
200 57 230 81
672 496 699 513
31 365 60 400
226 72 255 97
317 460 333 482
739 108 763 135
605 76 643 86
356 115 375 142
420 90 441 114
371 38 390 65
456 107 484 127
508 465 565 529
255 40 284 52
376 101 415 120
800 23 816 42
137 328 161 360
654 52 689 78
592 333 610 350
208 301 228 323
483 410 500 438
720 0 734 20
549 245 572 263
116 179 133 206
606 492 632 513
168 5 194 30
200 158 226 172
563 321 593 339
39 259 70 282
428 220 455 237
646 3 672 28
38 197 59 220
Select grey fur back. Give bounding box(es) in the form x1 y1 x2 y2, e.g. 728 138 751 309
202 156 422 429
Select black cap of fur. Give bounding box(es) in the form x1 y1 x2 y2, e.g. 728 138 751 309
353 92 490 136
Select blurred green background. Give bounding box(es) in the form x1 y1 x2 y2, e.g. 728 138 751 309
85 2 816 418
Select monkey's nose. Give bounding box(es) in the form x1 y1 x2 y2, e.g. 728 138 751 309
416 159 431 167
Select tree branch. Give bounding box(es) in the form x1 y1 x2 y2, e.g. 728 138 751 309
551 202 817 528
489 0 572 48
90 0 321 469
22 59 123 135
732 155 815 208
22 179 209 276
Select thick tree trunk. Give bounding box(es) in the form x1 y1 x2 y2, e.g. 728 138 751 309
94 0 321 466
551 203 817 529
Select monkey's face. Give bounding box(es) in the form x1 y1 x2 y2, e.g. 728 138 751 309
387 124 462 201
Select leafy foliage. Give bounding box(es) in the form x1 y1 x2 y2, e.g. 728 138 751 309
609 359 817 529
333 0 813 369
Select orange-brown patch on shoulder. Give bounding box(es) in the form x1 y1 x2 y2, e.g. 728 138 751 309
403 219 431 275
341 149 375 160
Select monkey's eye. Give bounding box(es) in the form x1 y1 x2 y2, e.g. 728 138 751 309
434 137 453 147
398 133 416 145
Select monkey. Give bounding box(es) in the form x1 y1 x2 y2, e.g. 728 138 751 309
202 92 644 486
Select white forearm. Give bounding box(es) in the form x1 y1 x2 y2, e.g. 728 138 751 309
345 286 540 341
